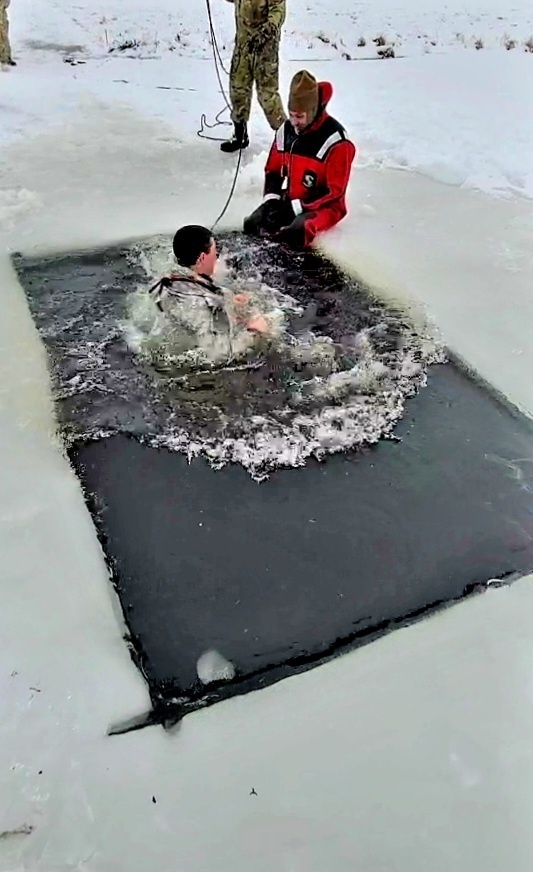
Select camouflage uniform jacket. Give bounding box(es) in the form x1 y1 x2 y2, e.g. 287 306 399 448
150 270 229 352
225 0 286 38
148 268 258 366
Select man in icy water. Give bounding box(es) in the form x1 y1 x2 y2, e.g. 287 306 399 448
146 224 273 369
134 223 361 426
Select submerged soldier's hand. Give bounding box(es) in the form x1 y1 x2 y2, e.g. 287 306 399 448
247 315 270 335
232 293 252 326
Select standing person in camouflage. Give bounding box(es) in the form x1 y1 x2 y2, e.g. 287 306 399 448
221 0 286 153
0 0 15 67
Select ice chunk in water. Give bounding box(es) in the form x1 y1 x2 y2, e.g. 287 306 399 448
196 649 236 684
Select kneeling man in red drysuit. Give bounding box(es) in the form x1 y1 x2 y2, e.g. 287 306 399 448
243 70 357 249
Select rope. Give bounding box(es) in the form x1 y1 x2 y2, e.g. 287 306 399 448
197 0 232 142
199 0 246 232
210 146 243 232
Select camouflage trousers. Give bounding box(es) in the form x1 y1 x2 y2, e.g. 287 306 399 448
0 0 12 65
229 35 286 130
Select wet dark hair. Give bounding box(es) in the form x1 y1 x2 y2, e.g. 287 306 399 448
172 225 214 268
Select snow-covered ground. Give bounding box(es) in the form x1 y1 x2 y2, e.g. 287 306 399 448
1 0 533 869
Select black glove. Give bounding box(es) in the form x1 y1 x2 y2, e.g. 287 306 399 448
275 221 306 249
262 198 284 231
243 199 282 236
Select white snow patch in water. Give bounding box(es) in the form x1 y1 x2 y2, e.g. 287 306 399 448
197 649 237 685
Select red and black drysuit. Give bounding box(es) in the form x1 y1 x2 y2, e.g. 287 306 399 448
243 82 357 249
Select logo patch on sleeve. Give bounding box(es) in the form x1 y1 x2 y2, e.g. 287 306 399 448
302 170 317 189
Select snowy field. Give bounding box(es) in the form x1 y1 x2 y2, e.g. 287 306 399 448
1 0 533 869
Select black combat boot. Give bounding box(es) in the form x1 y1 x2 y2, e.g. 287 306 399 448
220 121 249 153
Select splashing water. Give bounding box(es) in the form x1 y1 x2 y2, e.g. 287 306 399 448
121 234 445 479
19 232 445 481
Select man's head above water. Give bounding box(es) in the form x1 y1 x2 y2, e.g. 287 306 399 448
172 224 217 278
